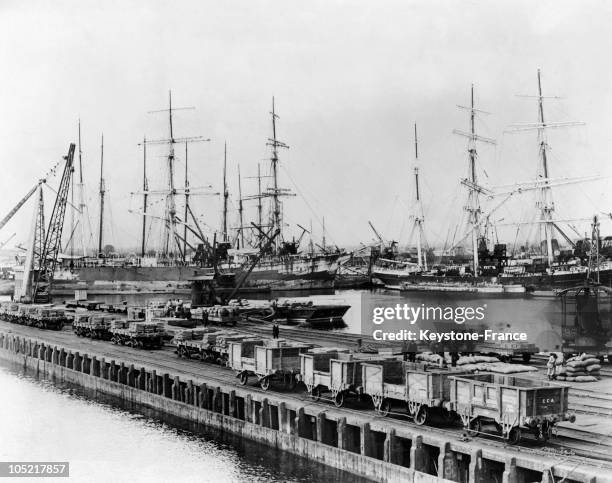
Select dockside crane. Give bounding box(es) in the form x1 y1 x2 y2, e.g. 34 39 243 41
30 144 76 303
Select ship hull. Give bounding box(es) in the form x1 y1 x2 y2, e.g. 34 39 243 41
52 255 339 294
373 269 612 291
274 304 350 328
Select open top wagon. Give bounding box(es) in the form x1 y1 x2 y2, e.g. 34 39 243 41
362 359 462 424
448 373 575 444
300 349 385 406
250 340 313 390
228 337 266 383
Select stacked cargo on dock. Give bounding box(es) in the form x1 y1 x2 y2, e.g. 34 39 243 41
173 330 251 365
73 314 115 339
0 302 66 330
108 320 165 349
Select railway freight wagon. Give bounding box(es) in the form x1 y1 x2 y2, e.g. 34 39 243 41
252 341 313 390
228 338 266 384
299 348 350 400
300 350 388 407
362 360 463 424
448 373 575 444
109 321 165 349
175 331 251 365
0 302 66 330
73 314 116 340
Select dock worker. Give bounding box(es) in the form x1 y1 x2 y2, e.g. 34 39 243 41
546 353 558 380
407 340 418 362
272 323 279 339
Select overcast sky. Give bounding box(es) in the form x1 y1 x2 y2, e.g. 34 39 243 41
1 0 611 254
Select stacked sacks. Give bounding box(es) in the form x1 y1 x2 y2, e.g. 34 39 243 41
415 352 537 374
416 352 508 366
558 354 600 382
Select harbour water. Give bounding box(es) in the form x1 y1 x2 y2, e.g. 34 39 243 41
51 288 608 352
0 363 366 483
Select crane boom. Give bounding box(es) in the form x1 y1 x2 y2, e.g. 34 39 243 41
222 226 280 304
0 184 40 232
368 221 384 244
32 144 76 303
0 157 64 234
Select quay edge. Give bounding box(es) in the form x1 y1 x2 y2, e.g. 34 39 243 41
0 331 609 483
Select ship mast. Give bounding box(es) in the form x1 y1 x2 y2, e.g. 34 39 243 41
141 137 148 257
413 123 427 270
453 85 496 276
164 91 178 257
257 163 263 230
509 69 584 268
222 142 229 242
237 164 244 248
322 216 326 251
142 91 209 261
98 133 105 255
76 119 87 257
266 97 291 252
536 69 555 268
183 141 189 257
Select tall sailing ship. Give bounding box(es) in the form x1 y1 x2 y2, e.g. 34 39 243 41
372 71 612 292
51 95 341 294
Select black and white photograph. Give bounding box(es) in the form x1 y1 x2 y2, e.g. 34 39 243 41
0 1 611 482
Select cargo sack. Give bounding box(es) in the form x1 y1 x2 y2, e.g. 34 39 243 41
586 364 601 372
583 358 601 366
565 376 576 382
556 376 566 381
565 369 585 375
575 375 598 382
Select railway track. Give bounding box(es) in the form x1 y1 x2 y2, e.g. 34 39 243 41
2 320 612 470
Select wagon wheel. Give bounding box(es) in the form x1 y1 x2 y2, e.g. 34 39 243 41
310 385 321 401
414 405 429 426
378 398 391 417
260 377 270 391
467 417 481 436
111 337 118 345
334 391 345 408
239 372 249 385
407 400 420 416
507 426 521 445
